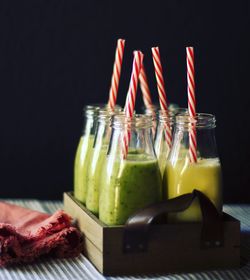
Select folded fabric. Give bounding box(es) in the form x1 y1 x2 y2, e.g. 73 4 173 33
0 201 84 267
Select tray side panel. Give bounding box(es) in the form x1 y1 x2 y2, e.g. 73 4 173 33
102 219 240 276
63 192 104 251
83 237 104 273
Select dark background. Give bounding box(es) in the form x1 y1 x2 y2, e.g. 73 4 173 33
0 0 249 202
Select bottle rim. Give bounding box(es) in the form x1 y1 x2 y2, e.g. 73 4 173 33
83 104 121 117
83 104 103 117
112 113 153 129
158 108 188 124
158 110 174 124
97 107 122 123
175 113 216 129
143 103 179 114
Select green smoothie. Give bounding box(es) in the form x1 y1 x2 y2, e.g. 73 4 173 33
86 146 107 214
99 153 162 225
74 135 94 203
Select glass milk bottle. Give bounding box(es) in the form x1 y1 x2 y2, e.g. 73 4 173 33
163 113 223 222
154 109 188 177
86 109 115 215
74 105 101 203
99 114 162 225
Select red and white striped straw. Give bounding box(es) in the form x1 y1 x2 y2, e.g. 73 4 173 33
151 46 172 148
123 51 144 158
186 46 197 163
151 47 168 111
107 39 125 110
139 63 157 137
139 63 153 109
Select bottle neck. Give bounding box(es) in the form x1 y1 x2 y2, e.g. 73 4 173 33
112 114 153 131
170 113 219 161
93 110 115 148
82 105 100 136
81 104 121 136
158 108 188 126
108 114 156 160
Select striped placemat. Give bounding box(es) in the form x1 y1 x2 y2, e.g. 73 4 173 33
0 200 249 280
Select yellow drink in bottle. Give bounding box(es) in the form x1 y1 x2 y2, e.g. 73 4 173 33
164 113 223 222
164 157 222 222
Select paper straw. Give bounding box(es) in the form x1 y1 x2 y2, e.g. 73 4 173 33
186 46 197 163
123 50 144 158
139 63 153 109
151 47 168 111
151 46 172 148
108 39 125 110
139 63 157 137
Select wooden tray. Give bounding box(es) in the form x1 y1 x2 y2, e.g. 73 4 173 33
64 192 240 276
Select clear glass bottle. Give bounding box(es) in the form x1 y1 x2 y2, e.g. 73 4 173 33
99 114 162 225
154 108 188 177
74 105 101 203
86 109 117 215
163 113 223 222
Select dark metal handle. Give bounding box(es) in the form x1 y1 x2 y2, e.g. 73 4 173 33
123 189 223 253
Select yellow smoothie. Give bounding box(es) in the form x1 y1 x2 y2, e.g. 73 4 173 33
74 135 94 203
164 157 222 222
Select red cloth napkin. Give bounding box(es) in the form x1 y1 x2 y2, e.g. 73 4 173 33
0 201 83 266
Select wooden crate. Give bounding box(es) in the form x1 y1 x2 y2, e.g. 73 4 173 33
63 192 240 276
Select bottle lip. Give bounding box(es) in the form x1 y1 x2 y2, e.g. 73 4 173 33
112 113 153 129
97 107 122 123
83 104 103 117
143 103 179 114
158 108 188 123
175 113 216 128
83 104 121 117
158 110 174 124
